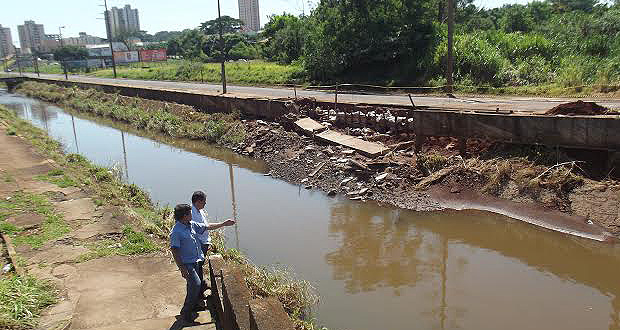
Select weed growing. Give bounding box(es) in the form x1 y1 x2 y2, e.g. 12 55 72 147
78 225 159 262
0 275 57 329
35 169 77 188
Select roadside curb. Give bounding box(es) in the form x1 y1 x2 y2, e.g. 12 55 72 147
2 233 24 276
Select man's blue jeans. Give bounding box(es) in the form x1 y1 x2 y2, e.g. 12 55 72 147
180 262 202 320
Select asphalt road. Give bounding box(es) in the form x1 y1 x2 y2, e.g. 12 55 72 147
11 72 620 113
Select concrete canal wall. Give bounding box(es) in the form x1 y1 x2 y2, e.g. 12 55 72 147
209 255 296 330
3 76 620 152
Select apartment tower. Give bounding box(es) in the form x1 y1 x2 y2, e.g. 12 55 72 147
106 4 140 38
238 0 260 32
0 25 15 57
17 20 45 53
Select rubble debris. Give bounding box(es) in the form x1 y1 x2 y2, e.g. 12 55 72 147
545 101 609 116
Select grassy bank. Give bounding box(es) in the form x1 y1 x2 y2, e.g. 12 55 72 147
16 81 246 146
87 60 304 86
1 92 322 329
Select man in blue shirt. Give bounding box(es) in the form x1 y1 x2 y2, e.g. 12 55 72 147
170 203 234 324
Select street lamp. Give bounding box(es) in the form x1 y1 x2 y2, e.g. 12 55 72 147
58 26 65 46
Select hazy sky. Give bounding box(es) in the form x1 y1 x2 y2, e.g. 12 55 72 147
1 0 529 48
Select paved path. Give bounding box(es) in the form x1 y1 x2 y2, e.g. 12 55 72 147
11 72 620 113
0 118 214 329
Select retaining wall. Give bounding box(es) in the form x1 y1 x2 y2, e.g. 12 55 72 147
4 76 620 152
209 255 295 330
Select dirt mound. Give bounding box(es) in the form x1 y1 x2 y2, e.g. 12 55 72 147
545 100 609 116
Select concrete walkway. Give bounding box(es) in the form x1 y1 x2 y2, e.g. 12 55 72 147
0 121 215 329
10 72 620 113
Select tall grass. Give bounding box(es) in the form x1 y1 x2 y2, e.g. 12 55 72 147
87 60 304 85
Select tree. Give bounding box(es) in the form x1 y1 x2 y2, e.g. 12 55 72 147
203 34 245 60
262 14 308 63
53 45 88 61
153 31 183 42
499 4 535 32
177 29 206 59
549 0 599 12
200 16 244 35
167 38 181 56
304 0 438 82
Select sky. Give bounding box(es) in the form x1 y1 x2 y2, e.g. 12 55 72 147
1 0 529 48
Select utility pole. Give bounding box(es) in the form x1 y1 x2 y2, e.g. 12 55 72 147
17 56 22 76
446 0 454 94
58 26 65 46
217 0 227 94
103 0 117 78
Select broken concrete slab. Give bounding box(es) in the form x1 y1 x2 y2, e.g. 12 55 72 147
316 130 388 157
294 118 326 135
6 213 45 229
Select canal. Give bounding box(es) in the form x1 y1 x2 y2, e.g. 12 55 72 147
1 90 619 330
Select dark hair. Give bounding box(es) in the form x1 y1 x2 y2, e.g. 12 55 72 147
191 191 206 204
174 204 192 221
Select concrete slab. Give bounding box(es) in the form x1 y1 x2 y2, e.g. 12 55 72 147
6 213 45 229
28 245 90 265
294 118 326 135
56 198 96 222
70 222 122 240
316 130 389 157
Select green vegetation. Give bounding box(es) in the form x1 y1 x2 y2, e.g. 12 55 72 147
35 169 78 188
0 275 57 329
88 60 303 86
16 81 246 145
0 191 70 249
77 225 159 262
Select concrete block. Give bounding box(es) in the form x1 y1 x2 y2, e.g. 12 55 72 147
249 298 295 330
221 267 252 330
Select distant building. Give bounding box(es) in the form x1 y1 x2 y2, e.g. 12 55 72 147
0 24 15 58
238 0 260 32
106 5 140 38
18 20 46 53
64 32 104 46
40 35 61 52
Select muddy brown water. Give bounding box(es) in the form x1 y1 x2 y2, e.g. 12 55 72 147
1 90 619 330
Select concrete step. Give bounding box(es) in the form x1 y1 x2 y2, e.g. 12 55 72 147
82 314 216 330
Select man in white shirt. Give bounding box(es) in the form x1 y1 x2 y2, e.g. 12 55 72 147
190 191 235 302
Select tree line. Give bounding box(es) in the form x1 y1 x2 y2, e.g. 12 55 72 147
61 0 620 87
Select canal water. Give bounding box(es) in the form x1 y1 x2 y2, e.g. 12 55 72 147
1 90 619 330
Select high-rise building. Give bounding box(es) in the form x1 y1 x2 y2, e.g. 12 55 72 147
238 0 260 32
106 4 140 38
18 20 46 53
0 24 15 58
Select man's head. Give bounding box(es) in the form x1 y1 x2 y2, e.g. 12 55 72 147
191 191 207 210
174 204 192 224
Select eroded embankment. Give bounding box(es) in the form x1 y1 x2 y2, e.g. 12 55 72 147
14 81 620 241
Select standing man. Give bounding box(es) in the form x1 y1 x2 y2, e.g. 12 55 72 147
191 191 234 300
170 203 234 325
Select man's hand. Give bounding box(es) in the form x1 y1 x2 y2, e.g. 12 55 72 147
223 219 236 226
179 266 189 279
